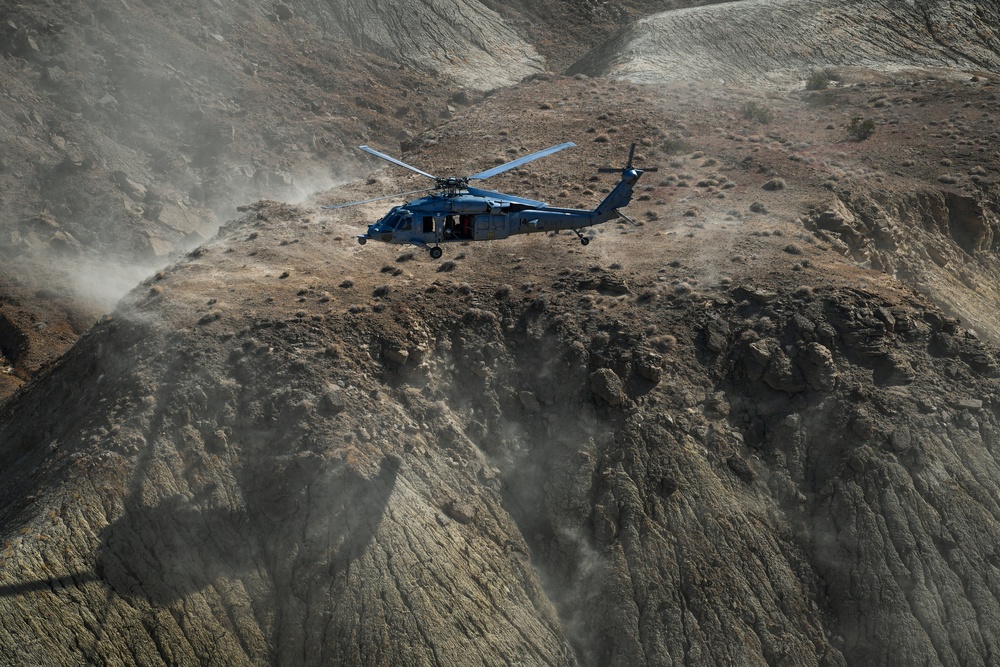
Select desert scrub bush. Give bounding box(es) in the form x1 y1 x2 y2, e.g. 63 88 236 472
740 101 773 124
805 91 841 107
661 135 691 154
805 71 830 90
848 116 876 141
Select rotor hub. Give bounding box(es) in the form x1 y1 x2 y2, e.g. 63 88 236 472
437 176 468 189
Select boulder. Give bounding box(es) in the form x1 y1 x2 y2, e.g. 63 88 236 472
445 499 477 524
112 171 147 202
744 338 773 381
763 347 806 393
155 201 203 235
704 318 730 353
320 387 346 415
49 230 81 254
590 368 624 405
384 347 409 365
634 349 663 383
801 342 838 391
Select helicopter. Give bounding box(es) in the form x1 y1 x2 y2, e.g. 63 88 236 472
322 141 655 259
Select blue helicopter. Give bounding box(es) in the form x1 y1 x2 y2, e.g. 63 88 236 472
323 142 654 259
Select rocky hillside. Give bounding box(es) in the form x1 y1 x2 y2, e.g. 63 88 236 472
3 0 1000 665
1 68 1000 663
0 0 725 399
4 187 1000 665
0 0 518 397
569 0 1000 85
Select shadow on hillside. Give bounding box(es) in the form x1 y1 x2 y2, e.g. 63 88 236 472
323 455 401 570
95 496 257 605
0 573 99 597
0 496 254 605
0 457 402 604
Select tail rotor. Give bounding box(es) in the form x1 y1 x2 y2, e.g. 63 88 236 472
598 143 658 174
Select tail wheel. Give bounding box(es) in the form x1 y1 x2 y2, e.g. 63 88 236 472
429 246 443 259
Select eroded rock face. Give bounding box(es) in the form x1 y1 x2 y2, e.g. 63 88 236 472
4 208 1000 665
569 0 1000 85
804 188 1000 347
317 0 544 90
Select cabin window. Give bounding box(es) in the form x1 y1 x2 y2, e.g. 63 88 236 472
423 216 434 233
476 217 489 231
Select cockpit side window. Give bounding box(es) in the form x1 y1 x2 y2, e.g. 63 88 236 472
396 216 412 231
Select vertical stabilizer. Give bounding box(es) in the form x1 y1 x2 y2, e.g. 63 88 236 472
595 168 643 215
593 143 655 217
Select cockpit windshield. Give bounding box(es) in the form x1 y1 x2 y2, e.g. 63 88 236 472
377 209 412 232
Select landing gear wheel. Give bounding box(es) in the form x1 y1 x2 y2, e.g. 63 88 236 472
429 246 443 260
358 237 367 245
580 237 590 246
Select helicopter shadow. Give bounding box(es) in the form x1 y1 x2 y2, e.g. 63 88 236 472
0 496 255 607
301 454 401 574
0 572 98 597
95 495 257 606
0 456 402 606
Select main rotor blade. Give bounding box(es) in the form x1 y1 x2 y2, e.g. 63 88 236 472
321 188 435 210
359 145 437 180
468 141 576 181
466 187 549 208
598 167 659 173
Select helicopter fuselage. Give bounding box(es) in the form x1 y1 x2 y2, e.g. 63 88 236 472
359 168 644 249
326 142 653 257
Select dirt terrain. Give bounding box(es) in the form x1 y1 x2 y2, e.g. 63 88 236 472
2 0 1000 665
0 0 710 398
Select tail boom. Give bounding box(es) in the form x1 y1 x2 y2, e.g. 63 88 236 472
508 167 645 235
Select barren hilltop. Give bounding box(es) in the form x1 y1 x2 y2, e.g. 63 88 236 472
2 1 1000 665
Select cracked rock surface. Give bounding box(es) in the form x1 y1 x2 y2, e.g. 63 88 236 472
570 0 1000 85
3 0 1000 665
3 194 1000 665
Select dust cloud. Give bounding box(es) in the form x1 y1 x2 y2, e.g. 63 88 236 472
48 256 163 312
